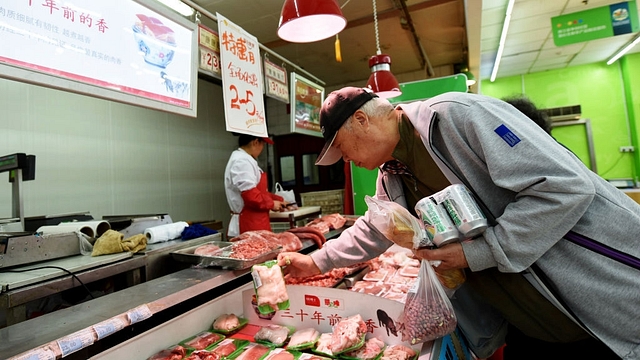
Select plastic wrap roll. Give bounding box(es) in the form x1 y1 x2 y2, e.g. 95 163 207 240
37 224 95 237
56 220 111 238
144 221 189 244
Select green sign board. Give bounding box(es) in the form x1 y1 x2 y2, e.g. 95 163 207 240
389 74 468 104
551 0 639 46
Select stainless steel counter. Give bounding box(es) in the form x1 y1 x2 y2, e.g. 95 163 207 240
1 227 344 359
0 266 249 359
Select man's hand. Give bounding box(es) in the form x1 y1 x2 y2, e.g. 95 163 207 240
412 242 469 270
277 252 321 278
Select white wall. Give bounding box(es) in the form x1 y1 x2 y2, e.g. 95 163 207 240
0 77 244 229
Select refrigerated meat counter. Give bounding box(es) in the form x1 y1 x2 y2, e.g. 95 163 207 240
0 227 337 359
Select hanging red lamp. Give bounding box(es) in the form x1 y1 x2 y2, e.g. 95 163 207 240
366 54 401 99
277 0 347 43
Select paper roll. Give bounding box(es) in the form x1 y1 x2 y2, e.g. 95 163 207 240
37 224 95 237
57 220 111 238
144 221 189 244
37 220 111 238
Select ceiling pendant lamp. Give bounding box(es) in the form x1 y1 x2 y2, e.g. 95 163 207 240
277 0 347 43
365 0 401 98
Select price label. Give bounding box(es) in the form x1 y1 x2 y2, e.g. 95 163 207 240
199 48 220 75
57 329 94 357
12 347 56 360
93 317 128 340
266 77 289 103
127 304 152 324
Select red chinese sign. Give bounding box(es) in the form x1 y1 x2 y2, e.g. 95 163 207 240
217 13 267 137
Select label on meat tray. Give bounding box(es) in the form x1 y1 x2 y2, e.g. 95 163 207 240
93 316 128 340
252 269 263 288
12 347 56 360
57 329 95 357
127 304 152 324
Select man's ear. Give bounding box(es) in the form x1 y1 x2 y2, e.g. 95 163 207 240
352 110 369 127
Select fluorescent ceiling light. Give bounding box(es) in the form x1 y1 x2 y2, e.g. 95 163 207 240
155 0 194 17
490 0 515 82
607 32 640 65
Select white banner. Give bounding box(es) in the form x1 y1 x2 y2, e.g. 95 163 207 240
0 0 195 111
217 13 267 137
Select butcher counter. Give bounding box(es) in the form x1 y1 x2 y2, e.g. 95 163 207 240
0 229 339 360
0 233 221 326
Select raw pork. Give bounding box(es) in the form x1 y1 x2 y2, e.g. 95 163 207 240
343 337 386 360
314 333 333 356
277 231 303 252
380 344 416 360
330 314 367 354
235 343 271 360
194 244 221 256
185 331 223 350
147 345 186 360
263 348 295 360
212 313 240 331
287 328 321 349
210 339 238 357
253 264 288 312
184 350 221 360
254 324 290 345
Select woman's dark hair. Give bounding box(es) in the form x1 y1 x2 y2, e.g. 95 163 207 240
238 134 261 147
502 96 552 134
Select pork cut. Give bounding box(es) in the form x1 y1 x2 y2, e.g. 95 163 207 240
185 331 223 350
147 345 186 360
194 244 221 256
330 314 367 354
254 324 290 345
253 263 289 312
212 313 240 331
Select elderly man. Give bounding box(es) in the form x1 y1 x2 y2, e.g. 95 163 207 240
279 87 639 359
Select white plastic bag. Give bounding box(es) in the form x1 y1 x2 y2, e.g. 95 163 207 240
275 182 298 209
365 195 427 249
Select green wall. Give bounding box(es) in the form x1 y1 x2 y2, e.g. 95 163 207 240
481 53 640 182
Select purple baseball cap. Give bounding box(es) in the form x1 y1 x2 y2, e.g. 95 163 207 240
316 87 378 166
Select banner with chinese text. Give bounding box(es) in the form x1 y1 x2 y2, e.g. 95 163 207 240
217 13 267 137
551 0 639 46
0 0 196 116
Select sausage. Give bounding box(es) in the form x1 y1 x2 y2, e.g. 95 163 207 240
285 228 324 249
287 227 326 244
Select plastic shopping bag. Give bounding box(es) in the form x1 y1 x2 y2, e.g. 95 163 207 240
275 182 298 210
365 195 427 249
400 260 457 344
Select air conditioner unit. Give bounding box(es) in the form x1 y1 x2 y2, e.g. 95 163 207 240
543 105 581 122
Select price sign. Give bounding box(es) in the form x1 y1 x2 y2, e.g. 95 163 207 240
127 304 152 324
217 13 267 137
266 77 289 103
199 48 221 75
198 24 221 76
56 329 95 357
264 59 289 103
